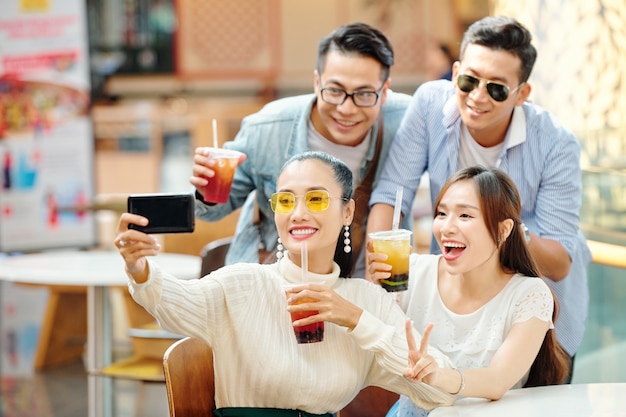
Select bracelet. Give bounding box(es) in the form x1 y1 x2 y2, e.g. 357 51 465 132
450 368 465 395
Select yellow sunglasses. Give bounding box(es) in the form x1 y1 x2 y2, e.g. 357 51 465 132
269 190 346 213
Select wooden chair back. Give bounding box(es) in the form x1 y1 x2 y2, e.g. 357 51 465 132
163 337 215 417
339 386 398 417
200 236 233 277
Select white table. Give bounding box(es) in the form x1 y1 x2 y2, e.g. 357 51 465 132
430 383 626 417
0 250 201 417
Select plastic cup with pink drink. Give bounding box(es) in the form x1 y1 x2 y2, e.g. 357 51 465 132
199 148 242 204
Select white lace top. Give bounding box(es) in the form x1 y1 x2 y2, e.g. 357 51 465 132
398 254 554 388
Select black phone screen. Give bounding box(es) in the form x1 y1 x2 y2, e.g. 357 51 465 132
127 193 195 234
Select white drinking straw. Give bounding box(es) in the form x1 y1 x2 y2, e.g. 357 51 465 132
212 118 219 148
392 185 403 230
301 240 308 282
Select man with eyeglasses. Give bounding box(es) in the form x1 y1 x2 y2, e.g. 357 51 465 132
192 22 411 277
367 16 590 385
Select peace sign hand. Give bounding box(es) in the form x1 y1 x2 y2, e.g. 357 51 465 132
403 319 440 386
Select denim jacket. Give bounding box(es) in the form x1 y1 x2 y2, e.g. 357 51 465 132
195 91 411 268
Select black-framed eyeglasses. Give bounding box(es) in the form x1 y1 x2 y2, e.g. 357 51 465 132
269 190 347 213
319 83 385 107
457 74 523 102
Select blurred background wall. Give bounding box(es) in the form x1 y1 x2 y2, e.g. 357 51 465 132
92 0 489 99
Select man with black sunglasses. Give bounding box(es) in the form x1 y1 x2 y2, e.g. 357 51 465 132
191 22 411 277
367 15 590 384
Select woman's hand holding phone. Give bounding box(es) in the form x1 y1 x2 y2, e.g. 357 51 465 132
115 212 161 283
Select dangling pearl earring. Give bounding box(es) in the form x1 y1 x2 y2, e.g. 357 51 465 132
276 237 284 259
343 225 351 253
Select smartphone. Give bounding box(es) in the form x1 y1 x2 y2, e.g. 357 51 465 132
127 193 195 234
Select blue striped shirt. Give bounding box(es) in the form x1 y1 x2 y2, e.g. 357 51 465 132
370 80 591 356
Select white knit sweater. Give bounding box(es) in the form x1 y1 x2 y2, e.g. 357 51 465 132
128 256 455 413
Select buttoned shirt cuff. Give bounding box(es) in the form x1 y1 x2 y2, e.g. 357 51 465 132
195 190 217 206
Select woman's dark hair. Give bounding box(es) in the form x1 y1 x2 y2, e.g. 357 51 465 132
280 151 354 276
434 166 570 386
460 15 537 83
317 22 394 82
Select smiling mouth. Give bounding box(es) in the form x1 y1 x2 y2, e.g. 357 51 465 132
334 118 359 127
290 228 317 237
443 242 466 256
467 104 487 114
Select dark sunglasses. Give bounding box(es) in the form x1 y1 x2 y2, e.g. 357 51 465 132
457 74 523 102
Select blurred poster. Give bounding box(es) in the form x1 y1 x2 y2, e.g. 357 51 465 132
0 0 97 252
0 280 48 376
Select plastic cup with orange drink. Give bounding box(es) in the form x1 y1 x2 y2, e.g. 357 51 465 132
284 283 324 343
368 229 412 292
284 240 324 343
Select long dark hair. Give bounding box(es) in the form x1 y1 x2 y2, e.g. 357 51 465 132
434 166 570 386
280 151 354 276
